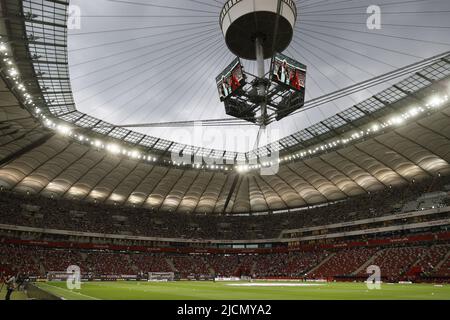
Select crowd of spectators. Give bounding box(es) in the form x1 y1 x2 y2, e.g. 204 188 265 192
129 254 172 274
355 246 429 282
232 252 326 278
1 243 448 282
0 244 40 276
171 256 211 277
37 249 84 274
83 252 135 275
412 245 449 275
311 248 379 278
0 175 448 240
434 257 450 277
208 255 246 277
350 245 449 282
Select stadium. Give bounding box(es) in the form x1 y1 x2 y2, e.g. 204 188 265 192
0 0 449 302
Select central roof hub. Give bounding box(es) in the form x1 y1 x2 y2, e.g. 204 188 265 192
220 0 297 60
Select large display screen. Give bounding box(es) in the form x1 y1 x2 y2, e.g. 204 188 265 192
216 58 245 101
272 53 307 92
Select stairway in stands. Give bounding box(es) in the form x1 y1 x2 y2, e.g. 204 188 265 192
311 248 379 278
202 258 215 277
165 257 177 273
352 249 384 276
404 245 450 277
35 257 46 276
126 255 139 274
306 253 336 276
432 249 450 277
436 250 450 270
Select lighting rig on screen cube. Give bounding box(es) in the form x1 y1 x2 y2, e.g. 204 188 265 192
217 0 307 128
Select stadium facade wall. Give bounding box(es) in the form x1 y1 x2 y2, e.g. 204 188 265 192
0 206 448 245
1 231 449 255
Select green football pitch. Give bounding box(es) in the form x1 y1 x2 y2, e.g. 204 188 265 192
25 281 450 300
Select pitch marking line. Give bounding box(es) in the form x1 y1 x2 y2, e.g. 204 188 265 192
39 283 101 300
226 283 326 287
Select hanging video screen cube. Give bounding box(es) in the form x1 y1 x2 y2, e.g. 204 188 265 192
271 53 307 121
272 53 307 92
216 58 246 102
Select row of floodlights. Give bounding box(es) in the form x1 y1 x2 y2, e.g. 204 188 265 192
1 39 35 108
39 117 236 170
235 94 449 173
1 38 449 174
47 91 447 174
0 38 233 171
43 120 235 171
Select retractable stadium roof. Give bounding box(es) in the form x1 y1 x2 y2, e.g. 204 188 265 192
0 0 449 214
